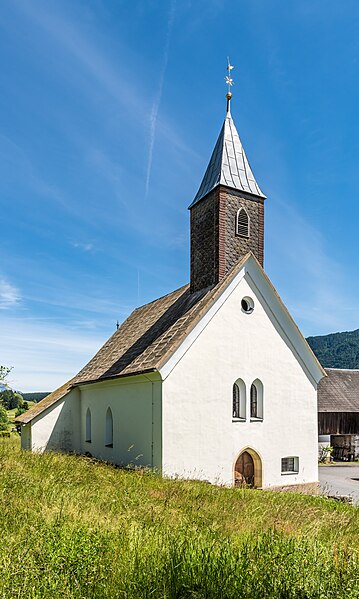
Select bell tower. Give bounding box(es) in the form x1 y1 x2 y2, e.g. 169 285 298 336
189 63 266 293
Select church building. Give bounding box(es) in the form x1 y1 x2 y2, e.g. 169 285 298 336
16 72 325 491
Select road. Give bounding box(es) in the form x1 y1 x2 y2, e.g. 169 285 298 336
319 464 359 505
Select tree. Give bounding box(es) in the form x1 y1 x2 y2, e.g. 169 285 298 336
0 389 23 410
15 402 28 418
0 405 9 431
0 366 12 385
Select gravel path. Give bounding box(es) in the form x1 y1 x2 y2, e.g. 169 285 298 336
319 464 359 505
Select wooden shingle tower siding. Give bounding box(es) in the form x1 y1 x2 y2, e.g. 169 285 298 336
189 99 266 293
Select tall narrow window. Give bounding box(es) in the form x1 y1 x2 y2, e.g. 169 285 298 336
232 379 246 420
250 380 263 420
250 384 257 418
236 208 249 238
85 408 92 443
233 383 240 418
105 407 113 448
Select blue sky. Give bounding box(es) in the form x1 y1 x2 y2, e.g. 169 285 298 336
1 0 359 391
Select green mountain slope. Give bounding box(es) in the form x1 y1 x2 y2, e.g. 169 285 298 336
306 329 359 369
22 392 50 403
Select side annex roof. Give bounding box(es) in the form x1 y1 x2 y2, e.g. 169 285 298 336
17 252 325 424
318 368 359 413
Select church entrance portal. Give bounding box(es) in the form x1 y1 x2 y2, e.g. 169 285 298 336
234 449 262 488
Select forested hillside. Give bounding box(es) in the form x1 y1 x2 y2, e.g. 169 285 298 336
306 329 359 369
22 392 49 402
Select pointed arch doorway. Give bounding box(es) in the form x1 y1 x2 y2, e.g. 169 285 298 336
234 448 262 488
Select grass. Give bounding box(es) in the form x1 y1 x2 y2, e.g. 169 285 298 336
1 438 359 598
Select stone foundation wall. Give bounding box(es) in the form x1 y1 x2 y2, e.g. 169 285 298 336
263 481 320 495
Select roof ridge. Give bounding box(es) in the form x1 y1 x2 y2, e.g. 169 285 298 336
131 283 189 313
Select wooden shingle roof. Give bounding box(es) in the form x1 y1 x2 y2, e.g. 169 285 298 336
17 251 325 425
318 368 359 413
16 254 251 424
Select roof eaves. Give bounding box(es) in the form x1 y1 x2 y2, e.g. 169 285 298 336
74 368 159 387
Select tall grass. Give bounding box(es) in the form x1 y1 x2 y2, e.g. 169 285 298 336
0 438 358 598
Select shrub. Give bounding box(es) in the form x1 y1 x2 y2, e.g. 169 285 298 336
0 405 9 431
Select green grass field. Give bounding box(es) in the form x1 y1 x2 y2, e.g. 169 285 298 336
1 438 358 598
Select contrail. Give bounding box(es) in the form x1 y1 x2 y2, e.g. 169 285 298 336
145 0 176 197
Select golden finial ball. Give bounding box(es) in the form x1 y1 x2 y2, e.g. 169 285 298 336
226 92 232 100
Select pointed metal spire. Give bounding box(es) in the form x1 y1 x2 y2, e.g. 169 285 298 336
189 60 265 208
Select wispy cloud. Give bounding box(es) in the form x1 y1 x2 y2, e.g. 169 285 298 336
71 242 94 252
0 277 21 309
0 315 109 391
267 197 359 335
10 0 194 163
145 0 176 196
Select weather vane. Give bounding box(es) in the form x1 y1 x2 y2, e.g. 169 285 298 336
225 58 234 112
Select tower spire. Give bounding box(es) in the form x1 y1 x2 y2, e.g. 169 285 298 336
225 58 234 114
189 62 266 291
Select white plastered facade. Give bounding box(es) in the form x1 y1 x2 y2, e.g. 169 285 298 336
160 261 321 488
23 374 162 471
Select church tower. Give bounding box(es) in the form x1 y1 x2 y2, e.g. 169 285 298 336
189 65 266 293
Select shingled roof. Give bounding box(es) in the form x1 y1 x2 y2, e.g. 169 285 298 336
17 251 325 425
17 254 252 424
318 368 359 413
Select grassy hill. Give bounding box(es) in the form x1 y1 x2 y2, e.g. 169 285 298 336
307 328 359 369
1 439 359 598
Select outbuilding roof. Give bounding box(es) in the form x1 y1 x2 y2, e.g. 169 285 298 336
318 368 359 413
189 107 265 208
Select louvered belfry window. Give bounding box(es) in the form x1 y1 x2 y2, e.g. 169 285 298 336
236 208 249 238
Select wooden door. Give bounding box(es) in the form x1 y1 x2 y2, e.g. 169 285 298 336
235 451 255 487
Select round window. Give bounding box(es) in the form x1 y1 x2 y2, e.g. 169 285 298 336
241 296 254 314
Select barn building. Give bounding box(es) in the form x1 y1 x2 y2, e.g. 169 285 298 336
318 368 359 461
16 79 325 491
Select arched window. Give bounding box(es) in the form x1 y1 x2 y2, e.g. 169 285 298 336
85 408 92 443
105 407 113 448
236 208 249 238
250 380 263 420
232 379 246 420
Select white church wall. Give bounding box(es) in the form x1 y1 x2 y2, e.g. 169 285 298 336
79 373 162 470
161 272 319 488
28 387 81 453
21 423 31 450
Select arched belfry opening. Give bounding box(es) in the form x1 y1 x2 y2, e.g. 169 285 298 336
234 448 262 488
